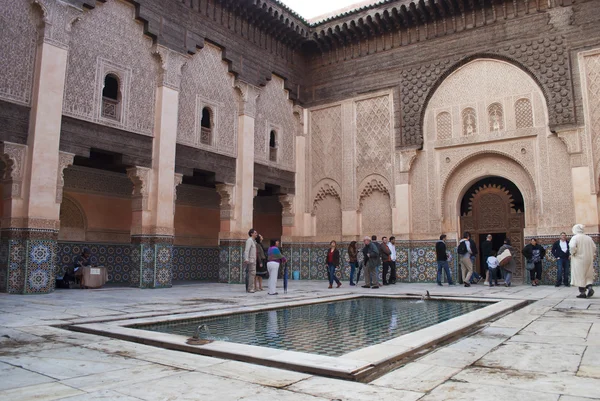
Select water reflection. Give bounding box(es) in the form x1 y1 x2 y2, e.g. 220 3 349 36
144 298 485 357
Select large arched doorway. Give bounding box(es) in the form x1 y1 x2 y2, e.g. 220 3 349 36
460 177 525 281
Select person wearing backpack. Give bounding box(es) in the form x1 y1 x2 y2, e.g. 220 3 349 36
522 238 546 286
457 232 473 287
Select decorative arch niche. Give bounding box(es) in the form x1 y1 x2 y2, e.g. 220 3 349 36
312 181 342 237
59 195 87 242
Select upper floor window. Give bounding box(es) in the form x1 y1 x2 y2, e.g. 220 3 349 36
200 107 213 145
269 130 278 162
102 74 121 120
436 112 452 140
462 108 477 136
488 103 504 132
515 98 533 129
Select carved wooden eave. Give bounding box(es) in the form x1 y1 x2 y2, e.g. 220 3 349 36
308 0 561 53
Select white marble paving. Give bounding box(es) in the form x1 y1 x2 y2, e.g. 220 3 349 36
0 281 599 401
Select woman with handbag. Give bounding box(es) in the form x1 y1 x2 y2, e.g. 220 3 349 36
326 240 342 289
522 238 546 286
267 240 286 295
497 238 516 287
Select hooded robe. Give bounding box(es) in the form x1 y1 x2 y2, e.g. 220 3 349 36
569 224 596 288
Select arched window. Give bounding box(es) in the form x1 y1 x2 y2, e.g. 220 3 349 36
515 98 533 129
200 107 213 145
488 103 504 132
269 130 278 162
462 108 477 136
436 112 452 140
102 74 121 120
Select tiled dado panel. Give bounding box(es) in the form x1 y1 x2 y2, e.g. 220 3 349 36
172 247 219 281
0 231 58 294
525 236 600 286
216 241 460 284
56 242 220 285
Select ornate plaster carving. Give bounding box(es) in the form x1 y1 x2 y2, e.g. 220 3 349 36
397 148 419 173
234 79 261 118
56 151 75 203
312 180 342 215
153 45 189 91
310 105 343 190
32 0 82 50
126 166 151 211
173 173 183 214
278 194 295 227
215 183 235 221
0 142 28 200
358 176 392 211
441 154 538 232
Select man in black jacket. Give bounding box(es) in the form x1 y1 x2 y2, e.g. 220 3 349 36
436 235 454 286
522 238 546 286
551 232 571 287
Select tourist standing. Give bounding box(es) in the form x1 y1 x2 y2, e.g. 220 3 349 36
381 237 392 285
243 229 258 293
255 234 267 291
436 235 454 286
348 241 358 286
326 240 342 289
569 224 596 299
467 233 482 284
361 237 372 288
457 232 474 287
367 235 381 289
267 239 286 295
551 232 571 287
498 238 516 287
388 237 398 284
481 234 494 285
522 238 546 286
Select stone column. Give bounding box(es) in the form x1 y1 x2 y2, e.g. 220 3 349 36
341 102 359 238
127 46 187 288
292 106 309 237
557 128 600 232
393 148 419 237
216 82 260 284
0 1 81 293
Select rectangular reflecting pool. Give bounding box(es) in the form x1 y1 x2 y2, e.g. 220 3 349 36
137 298 486 357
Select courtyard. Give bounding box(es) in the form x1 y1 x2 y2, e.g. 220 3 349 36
1 281 599 401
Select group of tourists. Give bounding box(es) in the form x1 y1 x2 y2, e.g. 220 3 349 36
244 224 596 299
450 224 595 298
243 229 286 296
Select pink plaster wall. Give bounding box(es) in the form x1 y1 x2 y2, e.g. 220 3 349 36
66 192 131 231
253 212 283 242
174 205 219 246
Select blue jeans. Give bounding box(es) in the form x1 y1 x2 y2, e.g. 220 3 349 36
349 262 357 284
437 261 453 285
327 263 341 286
556 258 570 286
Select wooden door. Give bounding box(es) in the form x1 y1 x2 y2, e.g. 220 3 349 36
460 184 525 280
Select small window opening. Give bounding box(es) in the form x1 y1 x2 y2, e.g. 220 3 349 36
102 74 121 120
200 107 213 145
269 130 278 162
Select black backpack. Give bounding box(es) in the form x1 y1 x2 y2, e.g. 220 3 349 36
457 241 468 255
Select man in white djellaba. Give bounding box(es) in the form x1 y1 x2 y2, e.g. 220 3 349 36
569 224 596 299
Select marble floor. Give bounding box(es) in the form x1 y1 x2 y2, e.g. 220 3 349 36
0 281 598 401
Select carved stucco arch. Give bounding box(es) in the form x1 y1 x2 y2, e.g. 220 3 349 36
312 178 342 215
440 149 536 215
357 174 393 211
441 154 538 233
418 54 554 145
